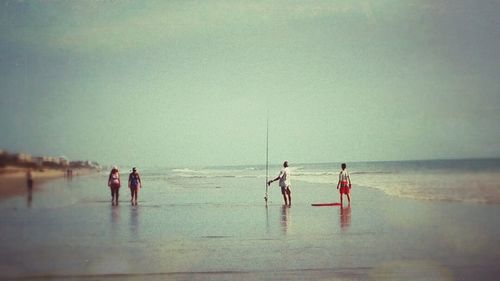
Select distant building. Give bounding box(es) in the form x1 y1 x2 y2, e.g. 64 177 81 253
15 153 33 163
69 160 101 170
0 149 98 170
32 157 42 166
42 156 60 166
59 156 69 166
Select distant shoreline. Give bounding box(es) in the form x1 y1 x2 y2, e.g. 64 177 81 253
0 166 96 201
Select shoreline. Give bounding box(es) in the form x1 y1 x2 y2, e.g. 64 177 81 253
0 166 96 201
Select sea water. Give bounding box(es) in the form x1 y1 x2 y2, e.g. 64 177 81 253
0 158 499 280
168 158 500 204
302 158 500 204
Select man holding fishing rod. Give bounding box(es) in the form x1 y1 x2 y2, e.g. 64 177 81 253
267 161 292 206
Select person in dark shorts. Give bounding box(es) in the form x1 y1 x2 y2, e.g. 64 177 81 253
128 167 142 205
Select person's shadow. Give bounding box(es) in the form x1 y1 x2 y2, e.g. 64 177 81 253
340 204 351 230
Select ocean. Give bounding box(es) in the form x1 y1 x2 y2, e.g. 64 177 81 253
0 158 499 280
297 158 500 204
161 158 500 204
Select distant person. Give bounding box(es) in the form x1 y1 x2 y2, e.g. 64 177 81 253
26 169 33 207
336 163 352 205
267 161 292 206
26 169 33 191
108 167 121 205
128 167 142 205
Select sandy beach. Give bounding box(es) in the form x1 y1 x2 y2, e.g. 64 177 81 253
0 167 96 201
0 167 65 200
0 164 498 281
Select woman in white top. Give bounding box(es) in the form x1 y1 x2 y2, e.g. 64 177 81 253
108 167 121 205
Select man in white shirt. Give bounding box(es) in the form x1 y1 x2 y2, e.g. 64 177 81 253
267 161 292 206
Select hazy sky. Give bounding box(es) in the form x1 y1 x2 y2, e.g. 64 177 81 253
1 0 499 167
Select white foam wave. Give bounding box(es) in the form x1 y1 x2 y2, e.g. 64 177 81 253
290 170 500 204
356 171 500 204
171 168 199 173
161 161 500 204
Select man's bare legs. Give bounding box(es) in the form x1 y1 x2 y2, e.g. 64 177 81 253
283 187 292 206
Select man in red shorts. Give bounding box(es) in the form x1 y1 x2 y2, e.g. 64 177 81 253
336 163 352 205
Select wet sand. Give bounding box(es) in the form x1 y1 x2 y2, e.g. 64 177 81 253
0 167 66 200
0 174 498 280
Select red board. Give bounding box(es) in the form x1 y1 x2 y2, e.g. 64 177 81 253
311 203 342 207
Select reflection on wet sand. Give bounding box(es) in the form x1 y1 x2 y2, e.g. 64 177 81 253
265 205 270 234
111 205 120 223
110 205 121 239
26 188 32 208
281 205 291 234
340 204 351 230
130 206 139 241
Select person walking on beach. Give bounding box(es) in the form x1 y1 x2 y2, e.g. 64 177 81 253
26 169 33 191
108 167 121 205
337 163 352 205
267 161 292 206
26 169 33 206
128 167 142 205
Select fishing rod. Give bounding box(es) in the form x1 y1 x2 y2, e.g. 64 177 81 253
265 113 269 203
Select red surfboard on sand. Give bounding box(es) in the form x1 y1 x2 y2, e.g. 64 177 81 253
311 203 342 207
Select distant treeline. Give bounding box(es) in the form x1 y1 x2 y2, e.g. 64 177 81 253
0 149 100 170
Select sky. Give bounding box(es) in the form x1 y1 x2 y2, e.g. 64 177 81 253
1 0 499 167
